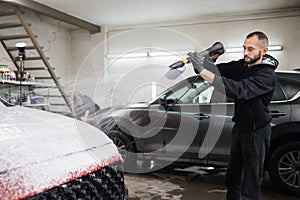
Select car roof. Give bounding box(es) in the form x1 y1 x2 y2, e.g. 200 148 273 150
276 69 300 74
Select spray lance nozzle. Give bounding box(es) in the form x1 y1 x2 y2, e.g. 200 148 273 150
165 42 224 80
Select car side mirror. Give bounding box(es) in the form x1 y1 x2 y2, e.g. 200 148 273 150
158 95 174 110
166 99 175 107
158 95 176 110
158 95 166 107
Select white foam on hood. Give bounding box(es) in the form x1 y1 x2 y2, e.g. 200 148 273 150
0 104 122 200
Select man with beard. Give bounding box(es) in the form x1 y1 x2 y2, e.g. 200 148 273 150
188 31 279 200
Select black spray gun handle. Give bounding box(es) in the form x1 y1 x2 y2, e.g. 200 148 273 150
169 42 225 69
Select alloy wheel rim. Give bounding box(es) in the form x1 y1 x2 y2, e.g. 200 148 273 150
278 150 300 188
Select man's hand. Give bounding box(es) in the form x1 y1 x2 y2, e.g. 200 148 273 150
188 51 209 74
80 110 90 122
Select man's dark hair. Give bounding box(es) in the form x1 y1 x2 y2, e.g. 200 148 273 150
246 31 269 46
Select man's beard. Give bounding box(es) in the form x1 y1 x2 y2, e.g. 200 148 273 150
244 51 261 65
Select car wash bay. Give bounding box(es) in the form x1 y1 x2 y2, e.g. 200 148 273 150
1 0 300 199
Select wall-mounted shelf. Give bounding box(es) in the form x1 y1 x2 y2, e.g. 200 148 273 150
1 79 49 87
0 79 50 109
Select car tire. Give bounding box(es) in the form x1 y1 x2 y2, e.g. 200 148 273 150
269 142 300 196
107 130 137 169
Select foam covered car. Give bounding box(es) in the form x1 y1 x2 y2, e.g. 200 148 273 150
0 101 127 200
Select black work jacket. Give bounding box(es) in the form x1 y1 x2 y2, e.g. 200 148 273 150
211 56 278 130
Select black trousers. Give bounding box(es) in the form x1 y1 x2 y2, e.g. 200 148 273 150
225 124 271 200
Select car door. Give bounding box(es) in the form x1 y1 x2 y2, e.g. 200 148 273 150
203 93 234 164
140 76 234 162
135 77 207 160
159 77 213 160
268 74 292 127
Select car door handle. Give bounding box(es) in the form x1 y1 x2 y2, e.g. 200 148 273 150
193 113 210 120
271 110 287 118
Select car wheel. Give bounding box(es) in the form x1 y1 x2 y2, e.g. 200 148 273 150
269 142 300 195
107 130 137 168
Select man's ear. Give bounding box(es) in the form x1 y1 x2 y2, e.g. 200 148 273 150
262 47 268 55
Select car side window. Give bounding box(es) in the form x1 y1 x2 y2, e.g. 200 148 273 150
165 85 190 104
192 81 214 104
165 80 214 104
278 78 300 100
272 78 286 101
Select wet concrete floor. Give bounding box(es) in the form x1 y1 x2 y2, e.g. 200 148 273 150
125 165 299 200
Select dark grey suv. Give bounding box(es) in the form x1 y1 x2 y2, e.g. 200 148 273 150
97 69 300 195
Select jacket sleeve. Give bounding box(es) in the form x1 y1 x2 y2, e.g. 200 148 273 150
204 59 244 79
212 67 276 100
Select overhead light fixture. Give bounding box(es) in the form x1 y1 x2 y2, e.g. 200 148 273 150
122 52 148 58
148 51 173 57
148 50 188 57
107 50 190 59
226 45 282 53
268 45 282 51
106 52 148 59
225 47 244 53
106 45 283 59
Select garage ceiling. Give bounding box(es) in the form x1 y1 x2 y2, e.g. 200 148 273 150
33 0 300 26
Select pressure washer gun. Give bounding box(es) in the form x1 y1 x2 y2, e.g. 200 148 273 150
165 42 225 79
